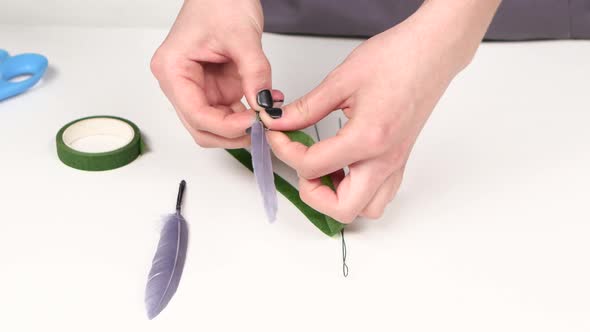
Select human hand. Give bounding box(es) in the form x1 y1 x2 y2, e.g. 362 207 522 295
262 0 500 222
150 0 283 148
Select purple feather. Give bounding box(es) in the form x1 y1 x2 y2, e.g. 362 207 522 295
145 181 188 319
251 120 278 222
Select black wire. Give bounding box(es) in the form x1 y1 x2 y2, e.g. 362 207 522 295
341 229 349 277
317 119 349 277
336 117 349 277
313 124 321 142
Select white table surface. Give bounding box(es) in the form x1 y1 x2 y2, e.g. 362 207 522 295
1 24 590 331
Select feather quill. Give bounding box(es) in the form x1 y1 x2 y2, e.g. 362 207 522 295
145 180 189 320
251 119 278 222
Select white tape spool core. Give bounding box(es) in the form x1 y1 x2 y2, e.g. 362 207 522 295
62 118 135 153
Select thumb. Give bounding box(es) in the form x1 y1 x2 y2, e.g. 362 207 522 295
261 74 348 131
231 40 273 112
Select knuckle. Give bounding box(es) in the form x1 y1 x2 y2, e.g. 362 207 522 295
299 158 324 180
335 209 357 224
188 109 206 129
298 167 321 181
293 98 312 123
299 187 314 206
149 48 168 78
192 133 211 148
225 24 252 39
362 206 385 220
241 52 271 79
150 46 192 79
250 57 271 76
325 65 344 83
363 124 392 150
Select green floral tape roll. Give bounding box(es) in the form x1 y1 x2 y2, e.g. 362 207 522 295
56 116 144 171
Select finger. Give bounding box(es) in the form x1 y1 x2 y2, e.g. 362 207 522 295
267 120 385 179
260 71 352 131
186 104 256 139
272 89 285 107
167 76 256 138
192 129 251 149
265 130 310 170
360 168 404 219
229 37 273 111
298 159 389 223
172 102 249 148
152 54 256 139
230 100 248 113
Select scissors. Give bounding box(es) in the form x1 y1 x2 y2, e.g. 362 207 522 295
0 49 48 101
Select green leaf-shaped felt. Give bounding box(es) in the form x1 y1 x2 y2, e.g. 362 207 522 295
226 131 345 237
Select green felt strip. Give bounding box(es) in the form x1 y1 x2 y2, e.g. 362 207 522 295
226 130 345 237
56 116 143 171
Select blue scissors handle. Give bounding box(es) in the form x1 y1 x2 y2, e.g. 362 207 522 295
0 49 8 62
0 49 48 101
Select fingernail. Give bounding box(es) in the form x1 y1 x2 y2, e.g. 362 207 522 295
256 90 273 108
273 100 284 108
245 127 252 135
264 107 283 119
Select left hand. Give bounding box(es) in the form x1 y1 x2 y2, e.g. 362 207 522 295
260 0 497 223
150 0 283 149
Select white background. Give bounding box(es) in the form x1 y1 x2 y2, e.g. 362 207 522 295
0 0 182 28
1 2 590 331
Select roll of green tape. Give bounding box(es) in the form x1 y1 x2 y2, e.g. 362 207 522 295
56 116 143 171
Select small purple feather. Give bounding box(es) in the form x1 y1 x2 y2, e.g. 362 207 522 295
251 120 278 222
145 181 189 319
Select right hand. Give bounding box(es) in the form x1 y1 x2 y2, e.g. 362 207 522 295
151 0 282 148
